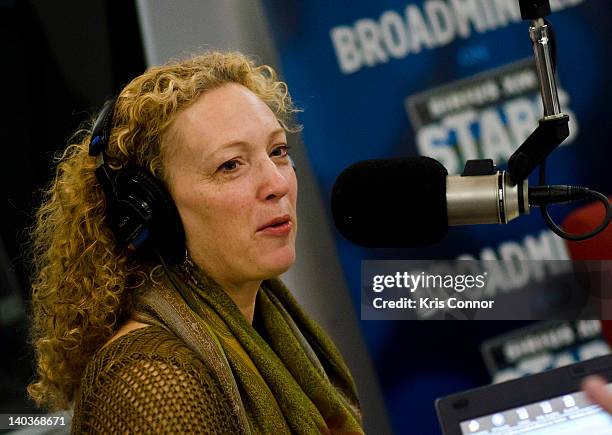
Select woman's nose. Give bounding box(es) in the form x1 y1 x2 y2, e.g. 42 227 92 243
257 158 290 201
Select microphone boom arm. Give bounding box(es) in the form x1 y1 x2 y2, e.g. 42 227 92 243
508 0 569 185
507 0 611 240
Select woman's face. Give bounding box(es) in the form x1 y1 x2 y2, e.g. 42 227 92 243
163 83 298 286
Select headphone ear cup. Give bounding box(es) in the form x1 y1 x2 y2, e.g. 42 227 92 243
114 168 186 263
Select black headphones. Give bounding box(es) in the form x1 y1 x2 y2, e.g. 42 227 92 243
88 98 186 264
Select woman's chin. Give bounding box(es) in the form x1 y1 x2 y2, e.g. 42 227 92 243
258 248 296 278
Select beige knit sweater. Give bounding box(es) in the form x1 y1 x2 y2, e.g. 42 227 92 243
71 324 240 434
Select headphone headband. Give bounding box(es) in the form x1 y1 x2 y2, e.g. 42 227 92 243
89 99 116 157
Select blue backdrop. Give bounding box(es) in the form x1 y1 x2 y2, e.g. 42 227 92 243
263 1 612 433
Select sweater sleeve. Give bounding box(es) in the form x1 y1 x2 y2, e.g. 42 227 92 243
71 326 241 434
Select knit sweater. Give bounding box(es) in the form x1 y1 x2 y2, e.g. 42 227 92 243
71 324 240 434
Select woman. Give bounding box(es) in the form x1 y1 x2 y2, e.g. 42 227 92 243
28 51 364 434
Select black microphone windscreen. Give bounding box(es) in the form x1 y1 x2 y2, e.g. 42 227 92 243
331 156 449 248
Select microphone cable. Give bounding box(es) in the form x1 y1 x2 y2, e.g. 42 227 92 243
533 161 611 241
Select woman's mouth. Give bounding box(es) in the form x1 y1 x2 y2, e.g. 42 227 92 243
258 215 292 236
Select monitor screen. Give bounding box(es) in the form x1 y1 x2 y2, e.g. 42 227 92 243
460 385 612 434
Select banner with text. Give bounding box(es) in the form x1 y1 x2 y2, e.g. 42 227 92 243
264 1 612 433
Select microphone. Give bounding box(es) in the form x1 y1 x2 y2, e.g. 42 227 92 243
330 2 610 248
330 157 529 248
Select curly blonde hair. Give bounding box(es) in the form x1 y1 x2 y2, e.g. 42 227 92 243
27 51 301 410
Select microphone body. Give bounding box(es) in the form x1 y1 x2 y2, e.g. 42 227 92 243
331 157 529 248
447 172 527 226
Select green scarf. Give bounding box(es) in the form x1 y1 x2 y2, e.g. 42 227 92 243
132 260 364 435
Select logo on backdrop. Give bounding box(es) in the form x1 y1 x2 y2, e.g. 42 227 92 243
405 59 579 174
330 0 585 74
480 320 611 383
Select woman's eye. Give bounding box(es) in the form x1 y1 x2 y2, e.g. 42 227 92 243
219 160 239 172
271 145 290 158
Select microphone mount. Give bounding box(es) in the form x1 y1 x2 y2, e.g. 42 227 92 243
507 0 610 241
518 0 551 20
508 0 569 185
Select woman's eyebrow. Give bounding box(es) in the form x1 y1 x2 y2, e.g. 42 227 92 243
206 128 287 160
268 128 286 140
204 142 249 162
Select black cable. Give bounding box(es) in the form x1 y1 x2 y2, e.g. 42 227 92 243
154 248 212 321
529 185 592 205
155 248 172 279
154 248 191 302
537 161 611 241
